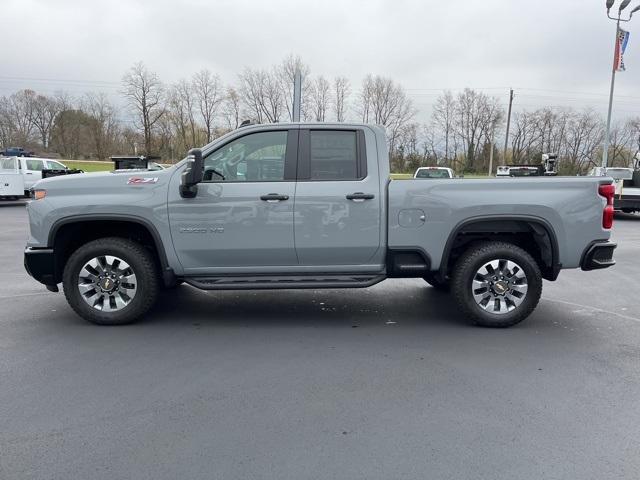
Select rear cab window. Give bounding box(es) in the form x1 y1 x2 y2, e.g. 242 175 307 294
299 129 367 181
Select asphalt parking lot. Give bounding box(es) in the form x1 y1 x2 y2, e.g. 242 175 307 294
1 203 639 480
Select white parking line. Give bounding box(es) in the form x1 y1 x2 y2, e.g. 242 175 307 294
545 297 640 324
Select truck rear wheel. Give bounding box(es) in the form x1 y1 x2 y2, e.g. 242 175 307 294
62 237 159 325
451 241 542 328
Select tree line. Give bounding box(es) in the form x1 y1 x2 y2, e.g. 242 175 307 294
1 54 638 174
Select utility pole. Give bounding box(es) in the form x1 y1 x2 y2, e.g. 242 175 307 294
292 69 302 122
503 88 514 164
488 119 497 177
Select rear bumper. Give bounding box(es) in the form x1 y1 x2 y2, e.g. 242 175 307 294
614 197 640 211
24 247 58 288
580 241 616 271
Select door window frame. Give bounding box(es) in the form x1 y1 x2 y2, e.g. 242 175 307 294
296 129 367 181
201 128 298 183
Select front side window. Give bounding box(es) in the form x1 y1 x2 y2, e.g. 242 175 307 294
48 161 66 170
203 131 287 182
26 159 45 171
309 131 359 180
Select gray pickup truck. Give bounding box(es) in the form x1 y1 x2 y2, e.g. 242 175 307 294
24 123 617 327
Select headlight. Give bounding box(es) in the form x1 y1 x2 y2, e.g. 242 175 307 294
32 189 46 200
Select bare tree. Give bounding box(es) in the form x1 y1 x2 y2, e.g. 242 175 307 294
563 109 604 173
431 91 456 166
81 92 118 159
167 79 199 152
32 94 62 149
277 54 311 121
510 110 542 164
333 76 350 122
121 62 165 155
238 68 283 123
309 76 330 122
192 69 222 143
1 89 37 146
454 88 503 171
359 75 416 154
222 87 242 130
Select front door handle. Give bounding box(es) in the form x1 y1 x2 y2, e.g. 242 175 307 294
260 193 289 202
346 192 375 201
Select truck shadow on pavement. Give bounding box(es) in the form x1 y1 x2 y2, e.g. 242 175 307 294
147 281 564 333
151 282 472 328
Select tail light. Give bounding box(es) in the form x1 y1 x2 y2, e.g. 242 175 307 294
599 184 615 229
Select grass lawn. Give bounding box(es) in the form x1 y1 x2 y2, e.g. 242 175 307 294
63 160 113 172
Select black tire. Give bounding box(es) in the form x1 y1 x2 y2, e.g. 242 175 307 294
62 237 159 325
423 273 450 292
451 241 542 328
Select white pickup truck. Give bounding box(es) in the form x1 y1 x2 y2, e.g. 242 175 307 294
588 165 640 214
0 156 69 197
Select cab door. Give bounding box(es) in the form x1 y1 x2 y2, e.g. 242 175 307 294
167 128 299 274
293 128 383 268
23 158 44 189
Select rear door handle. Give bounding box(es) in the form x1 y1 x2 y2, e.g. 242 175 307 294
346 192 375 201
260 193 289 202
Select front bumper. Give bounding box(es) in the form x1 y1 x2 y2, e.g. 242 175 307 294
24 247 58 290
580 241 616 271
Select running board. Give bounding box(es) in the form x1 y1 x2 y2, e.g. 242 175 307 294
184 274 386 290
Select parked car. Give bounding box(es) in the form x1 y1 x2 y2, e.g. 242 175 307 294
1 147 34 157
25 123 616 327
414 167 454 179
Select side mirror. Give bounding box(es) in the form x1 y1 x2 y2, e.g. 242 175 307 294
180 148 204 198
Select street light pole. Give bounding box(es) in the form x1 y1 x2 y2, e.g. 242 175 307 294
602 1 638 168
602 16 620 168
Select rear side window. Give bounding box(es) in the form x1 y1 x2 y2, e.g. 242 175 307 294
309 130 362 180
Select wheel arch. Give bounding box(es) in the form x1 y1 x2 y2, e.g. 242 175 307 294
439 215 560 281
48 214 174 285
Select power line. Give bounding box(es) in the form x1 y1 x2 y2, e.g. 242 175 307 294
0 75 120 86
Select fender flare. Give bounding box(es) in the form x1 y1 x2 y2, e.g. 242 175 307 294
438 214 561 279
48 213 170 271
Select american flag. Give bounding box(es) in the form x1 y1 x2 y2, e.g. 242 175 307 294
614 27 630 72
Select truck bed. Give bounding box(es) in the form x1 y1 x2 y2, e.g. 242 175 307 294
387 176 610 270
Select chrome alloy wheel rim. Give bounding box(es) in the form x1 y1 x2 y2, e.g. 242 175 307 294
471 259 528 314
77 255 137 311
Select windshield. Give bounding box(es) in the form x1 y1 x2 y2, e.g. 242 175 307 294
415 168 451 178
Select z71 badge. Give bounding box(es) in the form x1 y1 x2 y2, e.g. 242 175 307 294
127 177 159 185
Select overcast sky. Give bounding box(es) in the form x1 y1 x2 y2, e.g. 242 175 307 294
2 0 639 121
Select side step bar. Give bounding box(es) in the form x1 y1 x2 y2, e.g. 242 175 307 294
184 274 386 290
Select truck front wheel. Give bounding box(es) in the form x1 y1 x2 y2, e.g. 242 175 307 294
451 241 542 328
62 237 159 325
